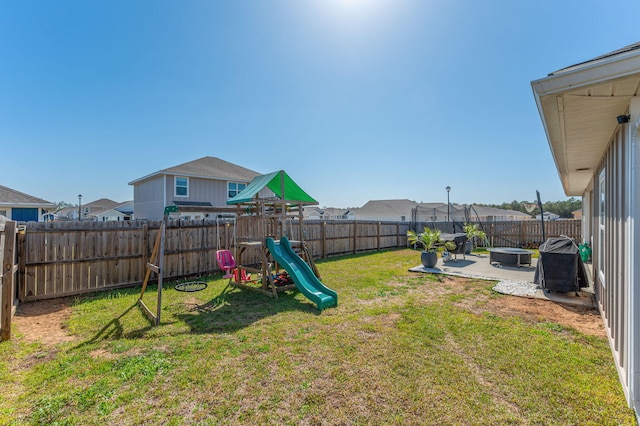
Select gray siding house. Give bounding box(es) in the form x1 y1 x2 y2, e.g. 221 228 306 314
0 185 56 222
352 199 417 222
128 157 262 220
532 41 640 421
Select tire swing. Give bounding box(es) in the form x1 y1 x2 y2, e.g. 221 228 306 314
174 281 208 292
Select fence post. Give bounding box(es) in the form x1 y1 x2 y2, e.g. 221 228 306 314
1 220 17 341
142 222 149 275
353 220 357 254
396 223 400 247
17 228 26 303
489 222 496 247
377 222 381 251
322 221 327 259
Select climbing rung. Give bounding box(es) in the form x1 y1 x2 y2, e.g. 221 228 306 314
146 263 160 274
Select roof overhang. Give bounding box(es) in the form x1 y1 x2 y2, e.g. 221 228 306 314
531 48 640 196
128 171 255 186
0 202 57 208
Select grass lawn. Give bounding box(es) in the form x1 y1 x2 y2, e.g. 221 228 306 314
0 249 635 425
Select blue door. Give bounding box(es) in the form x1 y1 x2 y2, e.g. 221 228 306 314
11 208 38 222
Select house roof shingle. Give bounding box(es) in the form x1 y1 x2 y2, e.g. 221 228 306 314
352 199 418 215
550 41 640 76
129 156 261 185
0 185 56 207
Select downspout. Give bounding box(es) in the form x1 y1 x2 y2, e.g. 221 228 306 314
629 102 640 422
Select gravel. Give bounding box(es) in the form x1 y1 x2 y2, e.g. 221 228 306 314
493 280 540 297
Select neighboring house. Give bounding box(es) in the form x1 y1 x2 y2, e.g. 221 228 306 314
414 202 531 223
57 198 121 221
534 211 560 221
343 200 533 223
54 206 77 221
468 205 533 222
532 41 640 420
128 157 262 220
572 209 583 220
351 199 418 222
303 207 354 220
0 185 56 222
86 200 134 221
413 202 454 223
43 212 58 222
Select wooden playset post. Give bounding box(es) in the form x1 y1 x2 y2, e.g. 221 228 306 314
137 207 173 326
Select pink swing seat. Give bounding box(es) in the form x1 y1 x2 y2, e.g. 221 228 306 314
216 250 236 279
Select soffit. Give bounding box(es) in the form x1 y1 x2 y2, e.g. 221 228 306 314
534 69 640 195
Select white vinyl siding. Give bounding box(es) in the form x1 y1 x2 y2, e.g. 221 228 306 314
594 126 630 395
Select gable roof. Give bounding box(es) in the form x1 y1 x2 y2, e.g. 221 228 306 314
226 170 318 205
0 185 56 207
86 200 134 217
83 198 120 210
128 156 261 185
353 199 417 216
532 41 640 195
468 205 530 218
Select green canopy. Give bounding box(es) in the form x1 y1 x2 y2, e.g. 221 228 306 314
226 170 318 205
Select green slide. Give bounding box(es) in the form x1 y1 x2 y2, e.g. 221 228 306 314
266 237 338 310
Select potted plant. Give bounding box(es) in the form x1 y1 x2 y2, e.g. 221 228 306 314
463 223 487 254
407 227 456 268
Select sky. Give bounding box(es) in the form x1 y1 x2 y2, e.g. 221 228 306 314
2 1 639 209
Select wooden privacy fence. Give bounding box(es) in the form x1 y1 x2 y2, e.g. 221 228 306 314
19 219 412 301
478 220 581 248
414 220 581 248
16 218 580 302
1 217 18 341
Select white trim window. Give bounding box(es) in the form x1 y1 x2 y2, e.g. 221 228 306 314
175 176 189 197
228 182 246 198
598 168 606 287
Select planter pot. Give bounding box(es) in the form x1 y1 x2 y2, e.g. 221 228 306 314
465 241 473 255
421 251 438 268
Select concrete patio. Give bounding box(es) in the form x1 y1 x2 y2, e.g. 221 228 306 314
409 253 596 308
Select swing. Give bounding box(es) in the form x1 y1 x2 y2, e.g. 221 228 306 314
215 249 236 279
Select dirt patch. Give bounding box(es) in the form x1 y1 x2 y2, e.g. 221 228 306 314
12 297 76 345
89 348 119 360
411 275 605 337
483 296 605 337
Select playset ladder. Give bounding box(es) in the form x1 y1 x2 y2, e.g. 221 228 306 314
138 219 166 326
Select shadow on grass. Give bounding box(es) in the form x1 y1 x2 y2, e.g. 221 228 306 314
70 286 180 348
71 303 149 350
68 275 328 346
173 284 320 334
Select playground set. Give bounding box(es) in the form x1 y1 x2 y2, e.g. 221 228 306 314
223 170 337 310
137 170 338 325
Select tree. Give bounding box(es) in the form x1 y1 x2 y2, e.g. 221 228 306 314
55 201 73 211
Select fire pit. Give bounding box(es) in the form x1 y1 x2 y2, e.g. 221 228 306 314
488 248 533 267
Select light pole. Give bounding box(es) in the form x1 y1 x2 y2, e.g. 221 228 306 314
445 186 451 231
78 194 82 221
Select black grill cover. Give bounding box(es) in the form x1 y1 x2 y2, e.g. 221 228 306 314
534 236 589 292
